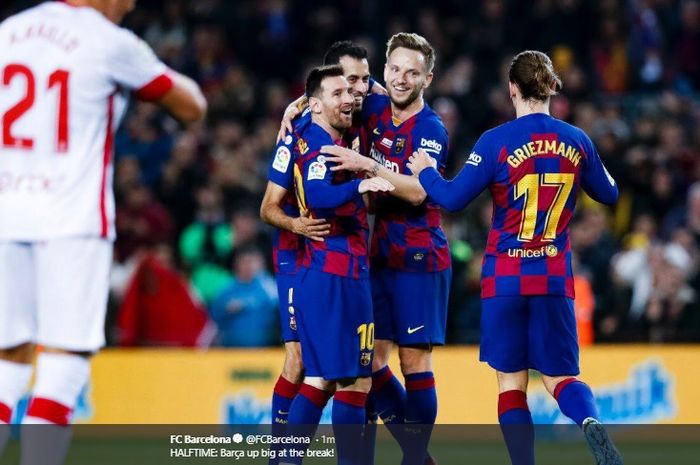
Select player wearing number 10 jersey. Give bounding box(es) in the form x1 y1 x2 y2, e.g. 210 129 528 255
409 51 622 465
0 1 205 460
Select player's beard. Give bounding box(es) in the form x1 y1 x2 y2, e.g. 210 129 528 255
330 108 353 132
352 94 365 112
389 84 422 110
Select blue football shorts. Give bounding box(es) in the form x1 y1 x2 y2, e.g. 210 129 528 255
371 267 451 346
295 267 373 380
479 295 580 376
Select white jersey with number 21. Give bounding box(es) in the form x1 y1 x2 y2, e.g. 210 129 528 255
0 1 172 240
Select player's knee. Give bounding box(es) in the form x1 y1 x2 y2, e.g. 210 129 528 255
542 375 576 397
371 339 392 371
352 377 372 394
281 364 303 384
336 376 371 394
398 345 432 375
282 343 304 383
0 342 36 363
371 353 389 372
286 342 302 363
496 370 529 393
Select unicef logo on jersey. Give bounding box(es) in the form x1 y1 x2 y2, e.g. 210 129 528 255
529 359 676 424
507 245 558 258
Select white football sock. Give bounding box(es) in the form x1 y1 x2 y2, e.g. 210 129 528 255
0 360 32 456
0 359 32 454
0 359 33 423
20 353 89 465
23 352 90 424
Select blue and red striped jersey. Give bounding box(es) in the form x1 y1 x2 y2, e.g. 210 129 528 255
361 94 451 272
267 112 311 275
418 112 618 298
293 122 369 279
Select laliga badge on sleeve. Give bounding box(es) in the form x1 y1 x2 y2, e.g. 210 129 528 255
272 146 291 173
307 161 327 180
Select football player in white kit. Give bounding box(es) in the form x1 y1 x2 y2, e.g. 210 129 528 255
0 0 206 461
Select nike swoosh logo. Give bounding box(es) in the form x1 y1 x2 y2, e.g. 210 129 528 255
407 325 425 334
277 410 289 415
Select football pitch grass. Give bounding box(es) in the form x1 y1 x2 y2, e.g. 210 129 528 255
2 425 699 464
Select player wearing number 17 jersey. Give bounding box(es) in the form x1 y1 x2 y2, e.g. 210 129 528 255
0 1 205 460
409 51 622 465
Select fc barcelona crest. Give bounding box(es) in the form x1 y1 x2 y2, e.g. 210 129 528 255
360 351 371 366
395 136 407 154
296 138 309 155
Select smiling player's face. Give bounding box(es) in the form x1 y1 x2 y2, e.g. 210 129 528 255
318 76 355 132
384 47 432 110
339 56 370 113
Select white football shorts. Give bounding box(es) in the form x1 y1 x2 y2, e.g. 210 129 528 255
0 238 112 351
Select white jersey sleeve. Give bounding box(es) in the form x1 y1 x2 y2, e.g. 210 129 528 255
106 28 173 99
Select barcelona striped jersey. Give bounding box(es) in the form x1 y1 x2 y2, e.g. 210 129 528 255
418 113 618 298
293 122 369 279
361 94 451 273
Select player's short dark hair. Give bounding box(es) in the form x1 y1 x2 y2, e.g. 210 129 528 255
386 32 436 73
323 41 368 65
508 50 562 102
305 64 345 98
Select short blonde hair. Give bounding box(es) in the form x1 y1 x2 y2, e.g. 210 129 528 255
386 32 436 73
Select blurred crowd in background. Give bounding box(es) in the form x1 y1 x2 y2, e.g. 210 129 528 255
3 0 700 347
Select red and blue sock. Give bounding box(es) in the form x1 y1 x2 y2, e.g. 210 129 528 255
287 383 331 425
359 399 378 465
404 371 437 425
554 378 599 426
285 384 332 465
332 391 367 465
272 376 300 425
498 390 535 465
332 391 367 425
369 366 409 456
401 371 437 465
270 376 300 465
369 366 406 424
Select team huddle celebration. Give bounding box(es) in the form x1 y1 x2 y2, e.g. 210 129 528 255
5 0 700 464
261 32 621 465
